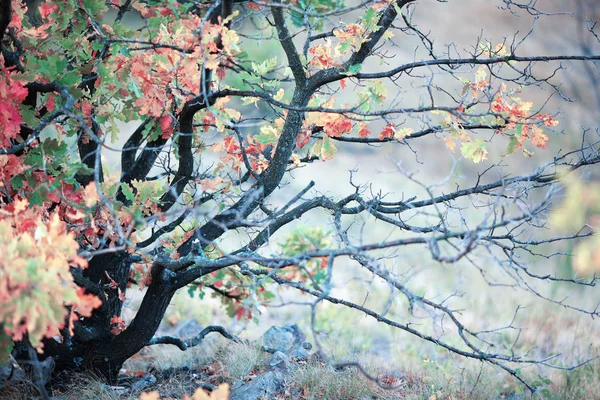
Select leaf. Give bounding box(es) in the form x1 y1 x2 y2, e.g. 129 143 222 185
83 183 99 208
515 124 522 137
378 123 395 140
321 135 337 160
110 316 127 335
394 127 412 141
159 115 174 137
358 125 370 138
255 125 279 145
0 330 13 364
506 135 519 154
184 383 230 400
82 0 108 17
251 57 278 76
368 80 387 103
273 88 284 101
73 288 103 318
531 125 549 148
120 183 136 203
444 136 456 152
460 139 488 163
346 64 362 75
361 7 378 27
296 129 312 149
139 391 161 400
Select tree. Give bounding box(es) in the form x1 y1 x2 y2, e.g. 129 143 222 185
1 0 599 395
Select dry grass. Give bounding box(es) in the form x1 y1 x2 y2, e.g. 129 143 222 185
0 381 36 400
216 341 264 380
56 373 129 400
2 334 598 399
292 361 386 400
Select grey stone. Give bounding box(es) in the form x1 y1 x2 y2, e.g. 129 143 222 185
228 370 286 400
130 373 157 392
37 356 55 385
0 356 25 389
267 351 291 373
290 341 312 361
261 325 305 353
157 319 204 339
0 355 54 390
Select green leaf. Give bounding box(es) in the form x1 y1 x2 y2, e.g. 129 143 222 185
321 135 337 160
29 191 43 206
310 140 322 158
82 0 108 17
132 179 164 204
338 41 352 54
361 7 378 27
368 80 386 103
251 57 278 76
0 329 13 364
120 183 136 203
506 135 518 154
129 80 142 98
255 126 279 145
12 175 25 190
346 64 362 75
515 124 523 137
461 139 488 163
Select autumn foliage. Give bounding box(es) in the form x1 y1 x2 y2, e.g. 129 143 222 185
1 0 599 395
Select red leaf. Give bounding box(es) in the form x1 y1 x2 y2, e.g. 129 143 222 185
39 3 59 19
159 115 174 138
296 129 312 149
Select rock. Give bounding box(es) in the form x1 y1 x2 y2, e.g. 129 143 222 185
261 325 305 353
0 356 25 389
0 355 54 390
228 370 286 400
290 341 312 361
130 373 157 392
36 356 55 386
262 325 314 363
228 325 315 399
157 319 204 339
267 351 291 373
174 319 204 339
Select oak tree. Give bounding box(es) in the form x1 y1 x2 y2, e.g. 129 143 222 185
1 0 600 395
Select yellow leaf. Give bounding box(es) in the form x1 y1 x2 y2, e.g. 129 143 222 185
139 391 160 400
475 66 487 83
382 30 394 40
273 88 284 102
84 183 99 207
394 127 412 141
444 136 456 152
184 383 230 400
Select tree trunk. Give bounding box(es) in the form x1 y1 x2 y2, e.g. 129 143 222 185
19 258 178 383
